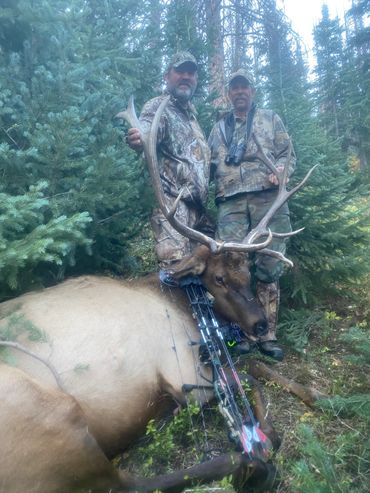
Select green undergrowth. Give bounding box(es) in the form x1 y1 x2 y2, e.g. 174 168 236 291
123 403 204 475
118 402 230 477
119 284 370 492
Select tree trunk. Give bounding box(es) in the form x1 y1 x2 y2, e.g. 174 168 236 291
205 0 227 107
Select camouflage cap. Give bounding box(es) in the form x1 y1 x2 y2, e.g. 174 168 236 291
168 51 198 71
228 68 255 87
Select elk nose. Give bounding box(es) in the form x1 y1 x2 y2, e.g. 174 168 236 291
253 321 268 337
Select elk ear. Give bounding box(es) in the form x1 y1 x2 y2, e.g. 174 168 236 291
168 245 211 279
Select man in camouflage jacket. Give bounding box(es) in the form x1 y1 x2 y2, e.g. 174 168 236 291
208 69 296 361
127 52 210 266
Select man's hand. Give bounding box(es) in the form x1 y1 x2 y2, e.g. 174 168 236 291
268 166 287 186
126 128 143 152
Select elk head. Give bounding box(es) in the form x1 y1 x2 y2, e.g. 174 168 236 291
166 244 268 339
119 96 317 340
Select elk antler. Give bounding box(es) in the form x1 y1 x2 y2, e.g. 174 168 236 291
120 96 271 254
116 95 144 134
238 135 318 265
120 97 316 262
243 135 318 246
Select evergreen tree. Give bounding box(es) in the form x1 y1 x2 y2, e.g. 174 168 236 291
163 0 209 94
0 0 368 307
313 6 345 138
0 0 161 297
204 0 226 106
162 0 217 137
0 182 91 294
255 0 370 305
342 0 370 176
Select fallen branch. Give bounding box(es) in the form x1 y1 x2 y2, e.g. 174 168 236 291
0 340 64 391
247 359 327 408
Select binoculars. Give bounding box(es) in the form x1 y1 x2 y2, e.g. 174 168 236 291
225 142 246 166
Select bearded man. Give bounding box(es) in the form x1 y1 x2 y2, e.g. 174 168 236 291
127 52 210 266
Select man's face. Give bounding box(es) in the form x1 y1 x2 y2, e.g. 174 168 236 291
228 78 255 114
165 64 198 102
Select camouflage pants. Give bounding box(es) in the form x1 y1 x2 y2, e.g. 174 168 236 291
151 194 205 267
256 280 280 341
216 189 292 283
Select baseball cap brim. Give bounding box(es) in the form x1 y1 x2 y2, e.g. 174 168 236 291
168 51 198 71
228 69 255 87
172 60 197 70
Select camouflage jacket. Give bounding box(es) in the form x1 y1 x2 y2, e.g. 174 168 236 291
140 94 210 207
208 107 296 200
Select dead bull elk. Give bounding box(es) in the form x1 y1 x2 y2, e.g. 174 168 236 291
0 98 319 493
119 94 317 342
0 273 277 493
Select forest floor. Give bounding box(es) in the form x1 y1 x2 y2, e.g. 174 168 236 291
120 287 370 493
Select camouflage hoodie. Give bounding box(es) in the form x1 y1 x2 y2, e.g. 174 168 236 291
139 94 210 207
208 107 296 201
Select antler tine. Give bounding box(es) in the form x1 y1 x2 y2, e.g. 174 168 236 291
273 227 305 238
243 136 318 248
258 248 294 267
121 96 224 253
145 100 299 254
145 96 225 253
119 96 314 257
115 96 144 134
251 133 291 192
247 135 292 237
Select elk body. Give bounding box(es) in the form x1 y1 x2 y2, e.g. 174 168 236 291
0 251 277 493
0 97 318 493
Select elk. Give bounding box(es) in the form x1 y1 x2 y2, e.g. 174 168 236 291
0 98 319 493
119 94 316 343
0 272 282 493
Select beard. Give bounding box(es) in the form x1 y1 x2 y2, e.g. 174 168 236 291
171 83 196 102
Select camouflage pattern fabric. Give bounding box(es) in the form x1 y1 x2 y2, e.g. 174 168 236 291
139 94 210 264
256 281 280 342
140 94 210 207
208 108 296 200
168 51 197 69
151 198 204 267
216 189 291 283
228 68 255 86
